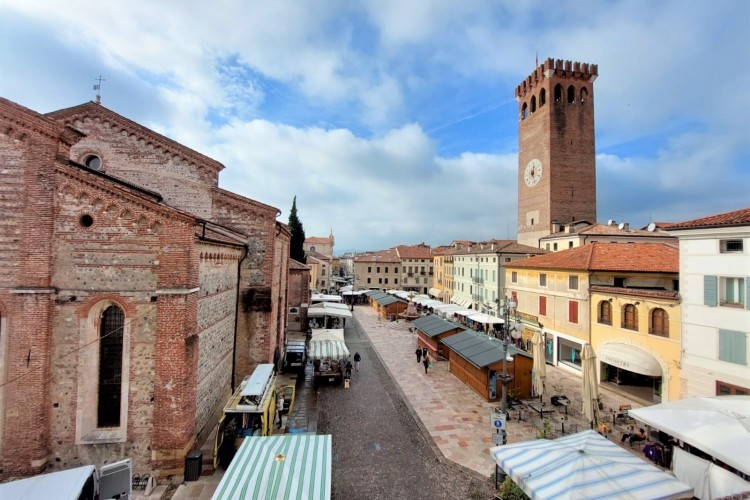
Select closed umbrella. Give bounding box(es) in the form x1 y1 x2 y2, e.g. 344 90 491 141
531 330 546 401
581 343 598 427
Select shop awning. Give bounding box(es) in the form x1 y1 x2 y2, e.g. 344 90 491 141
308 329 350 360
428 287 443 298
307 303 352 319
212 434 332 500
597 343 662 377
467 313 504 325
451 295 471 308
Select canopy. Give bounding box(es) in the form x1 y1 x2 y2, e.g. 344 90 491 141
310 293 343 303
532 330 546 399
490 430 693 500
597 342 661 376
307 303 352 319
428 287 443 298
212 434 331 500
420 299 443 309
629 396 750 475
308 329 349 360
0 465 96 500
451 295 472 307
338 285 353 293
467 313 503 324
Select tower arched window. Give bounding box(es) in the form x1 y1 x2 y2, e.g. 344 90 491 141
567 85 576 103
597 300 612 325
521 102 528 120
622 304 638 331
580 87 588 103
539 88 546 107
530 96 537 113
554 84 563 102
98 305 124 427
650 308 669 337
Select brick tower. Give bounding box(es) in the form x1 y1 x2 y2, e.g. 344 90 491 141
515 58 598 247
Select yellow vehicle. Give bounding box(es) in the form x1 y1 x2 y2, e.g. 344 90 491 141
214 364 277 469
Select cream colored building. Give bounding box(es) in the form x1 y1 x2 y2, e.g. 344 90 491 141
395 244 433 294
538 220 675 252
304 232 335 257
507 242 681 405
353 249 401 291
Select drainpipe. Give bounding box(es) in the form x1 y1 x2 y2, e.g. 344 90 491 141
232 244 249 391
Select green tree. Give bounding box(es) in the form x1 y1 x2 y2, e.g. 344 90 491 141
288 196 306 263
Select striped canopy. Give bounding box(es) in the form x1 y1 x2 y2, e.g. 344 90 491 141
490 430 693 500
212 434 331 500
308 329 350 360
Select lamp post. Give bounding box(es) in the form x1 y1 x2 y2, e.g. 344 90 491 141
498 297 524 414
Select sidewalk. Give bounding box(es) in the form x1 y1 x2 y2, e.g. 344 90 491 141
354 306 649 477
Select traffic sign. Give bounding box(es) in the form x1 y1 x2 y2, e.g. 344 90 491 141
492 432 505 445
491 412 506 430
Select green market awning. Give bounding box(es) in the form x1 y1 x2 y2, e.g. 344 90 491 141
212 434 332 500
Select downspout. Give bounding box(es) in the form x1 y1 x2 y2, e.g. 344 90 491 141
232 244 249 391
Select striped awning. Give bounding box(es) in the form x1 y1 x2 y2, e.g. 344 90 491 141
212 434 332 500
490 430 693 500
308 329 349 360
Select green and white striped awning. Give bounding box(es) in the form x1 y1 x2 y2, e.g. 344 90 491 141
308 329 350 360
212 434 332 500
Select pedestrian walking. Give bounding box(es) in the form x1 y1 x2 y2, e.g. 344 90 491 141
422 353 430 374
353 352 361 372
421 347 428 360
415 347 422 363
276 393 285 429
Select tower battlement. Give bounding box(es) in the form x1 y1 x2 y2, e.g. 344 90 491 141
515 57 598 99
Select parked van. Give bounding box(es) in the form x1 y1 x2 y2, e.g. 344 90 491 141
214 364 278 469
0 459 132 500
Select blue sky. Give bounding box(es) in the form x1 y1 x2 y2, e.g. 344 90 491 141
1 0 748 253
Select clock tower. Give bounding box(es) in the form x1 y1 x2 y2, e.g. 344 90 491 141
516 58 598 247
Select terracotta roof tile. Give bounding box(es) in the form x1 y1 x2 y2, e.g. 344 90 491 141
666 207 750 230
354 249 400 263
395 244 433 259
289 259 310 270
305 236 332 244
506 242 678 273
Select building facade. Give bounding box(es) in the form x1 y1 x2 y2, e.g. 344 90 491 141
666 208 750 397
396 244 434 294
0 98 289 480
304 233 334 257
539 220 676 252
353 249 401 291
516 58 598 247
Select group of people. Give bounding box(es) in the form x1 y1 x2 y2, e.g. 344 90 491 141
415 346 431 374
344 352 362 379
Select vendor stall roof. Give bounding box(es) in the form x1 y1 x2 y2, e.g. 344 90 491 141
412 314 464 338
441 330 530 368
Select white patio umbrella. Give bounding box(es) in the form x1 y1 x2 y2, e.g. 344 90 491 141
490 430 693 500
581 343 599 427
531 330 546 401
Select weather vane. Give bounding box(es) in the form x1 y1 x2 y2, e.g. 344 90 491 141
93 75 106 104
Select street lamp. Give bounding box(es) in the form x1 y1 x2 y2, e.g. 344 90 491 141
498 296 524 414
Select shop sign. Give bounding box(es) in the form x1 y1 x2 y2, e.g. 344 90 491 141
602 354 630 369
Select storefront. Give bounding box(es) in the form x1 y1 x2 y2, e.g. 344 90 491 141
543 329 584 372
598 343 663 403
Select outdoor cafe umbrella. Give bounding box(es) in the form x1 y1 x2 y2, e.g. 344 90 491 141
490 430 693 500
531 330 546 401
581 343 598 427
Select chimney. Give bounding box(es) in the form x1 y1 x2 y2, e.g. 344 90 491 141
551 220 561 233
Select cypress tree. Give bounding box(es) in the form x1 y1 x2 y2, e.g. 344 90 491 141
288 196 306 263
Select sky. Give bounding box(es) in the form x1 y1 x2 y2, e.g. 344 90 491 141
1 1 748 254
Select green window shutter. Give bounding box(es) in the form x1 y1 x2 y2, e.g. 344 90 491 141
719 330 747 365
704 275 718 307
745 278 750 310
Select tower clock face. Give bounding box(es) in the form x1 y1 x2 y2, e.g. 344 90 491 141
524 159 543 187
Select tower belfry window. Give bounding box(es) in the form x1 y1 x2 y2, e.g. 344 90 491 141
580 87 588 103
521 102 528 119
567 85 575 103
554 84 563 102
530 96 537 113
539 88 546 107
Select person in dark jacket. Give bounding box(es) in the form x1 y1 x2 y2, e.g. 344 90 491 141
422 353 430 374
353 352 361 372
415 347 422 363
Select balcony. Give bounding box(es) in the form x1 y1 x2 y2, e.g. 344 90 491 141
407 272 414 277
472 276 483 284
472 294 483 302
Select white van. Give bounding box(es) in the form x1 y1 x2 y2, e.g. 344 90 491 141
0 459 131 500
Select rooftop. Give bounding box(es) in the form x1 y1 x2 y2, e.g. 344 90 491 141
666 207 750 230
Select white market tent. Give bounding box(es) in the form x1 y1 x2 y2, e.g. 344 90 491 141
0 465 97 500
212 434 331 500
467 313 504 324
629 396 750 475
310 293 343 303
338 285 353 293
432 303 463 316
490 430 693 500
420 299 443 309
308 303 352 319
308 329 349 360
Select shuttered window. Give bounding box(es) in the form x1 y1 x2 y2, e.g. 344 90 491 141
568 300 578 324
539 296 547 316
704 275 718 306
719 330 747 365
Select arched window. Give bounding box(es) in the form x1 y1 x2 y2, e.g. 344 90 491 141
521 102 528 119
580 87 588 103
554 84 563 102
98 305 124 427
650 308 669 337
622 304 638 331
539 88 546 107
567 85 575 103
530 96 537 113
598 300 612 325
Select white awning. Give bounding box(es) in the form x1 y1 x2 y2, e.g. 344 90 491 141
597 343 662 377
451 295 471 308
307 303 352 319
428 287 443 298
467 313 504 324
310 293 342 302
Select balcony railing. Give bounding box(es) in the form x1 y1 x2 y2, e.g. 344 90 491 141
472 294 483 302
472 276 483 284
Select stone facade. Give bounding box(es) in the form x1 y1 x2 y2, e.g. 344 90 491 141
0 97 290 482
287 259 311 332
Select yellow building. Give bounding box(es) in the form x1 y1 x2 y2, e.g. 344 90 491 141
507 242 681 404
431 246 451 301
